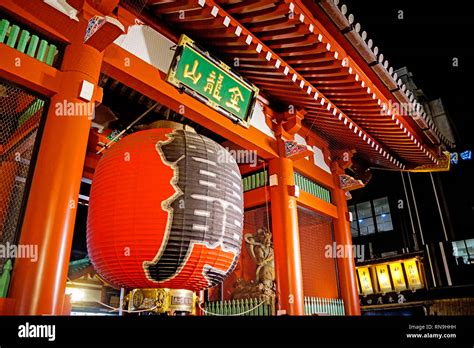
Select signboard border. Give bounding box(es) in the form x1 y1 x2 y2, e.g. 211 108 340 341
166 35 260 128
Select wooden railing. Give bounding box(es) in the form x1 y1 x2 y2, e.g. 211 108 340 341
242 169 268 192
203 297 343 316
203 298 273 316
242 170 332 205
0 17 59 66
294 172 332 203
304 297 345 316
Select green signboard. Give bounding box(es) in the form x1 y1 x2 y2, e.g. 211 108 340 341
167 35 259 127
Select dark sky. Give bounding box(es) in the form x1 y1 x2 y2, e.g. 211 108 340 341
342 0 474 151
342 0 474 236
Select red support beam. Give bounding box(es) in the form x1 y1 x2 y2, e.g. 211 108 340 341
243 186 270 210
269 158 305 315
102 44 279 160
0 44 60 97
0 0 71 43
331 166 361 315
297 191 338 219
7 28 103 314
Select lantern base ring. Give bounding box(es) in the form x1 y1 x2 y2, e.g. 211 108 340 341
126 288 197 315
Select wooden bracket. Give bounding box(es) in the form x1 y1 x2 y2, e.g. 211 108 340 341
84 15 125 51
277 138 313 160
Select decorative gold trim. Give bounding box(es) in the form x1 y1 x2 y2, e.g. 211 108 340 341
179 34 195 47
166 69 179 86
407 151 451 173
206 100 219 110
166 34 260 129
127 288 197 315
219 61 231 71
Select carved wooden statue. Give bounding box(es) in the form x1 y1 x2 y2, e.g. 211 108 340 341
231 227 275 300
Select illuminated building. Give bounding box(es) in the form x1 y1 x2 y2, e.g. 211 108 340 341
0 0 455 316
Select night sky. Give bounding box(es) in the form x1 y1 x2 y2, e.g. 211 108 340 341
343 0 474 151
342 0 474 236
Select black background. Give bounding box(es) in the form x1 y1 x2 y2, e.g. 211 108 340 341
343 0 474 151
1 316 473 346
343 0 474 239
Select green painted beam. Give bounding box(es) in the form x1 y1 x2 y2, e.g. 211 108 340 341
0 19 10 43
26 35 39 57
0 260 13 298
16 30 30 53
45 44 57 66
36 39 48 62
6 24 20 48
18 99 44 127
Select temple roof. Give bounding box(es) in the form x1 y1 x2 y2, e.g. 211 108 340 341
144 0 453 169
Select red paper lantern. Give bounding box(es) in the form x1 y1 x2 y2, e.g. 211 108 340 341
87 128 243 291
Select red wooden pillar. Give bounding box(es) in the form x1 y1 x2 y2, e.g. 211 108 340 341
332 169 361 315
269 158 305 315
8 28 103 314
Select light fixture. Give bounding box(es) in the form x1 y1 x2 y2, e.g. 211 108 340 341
65 287 85 303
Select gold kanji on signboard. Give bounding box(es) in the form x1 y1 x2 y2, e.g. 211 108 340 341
183 60 202 84
226 86 244 113
204 71 223 101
